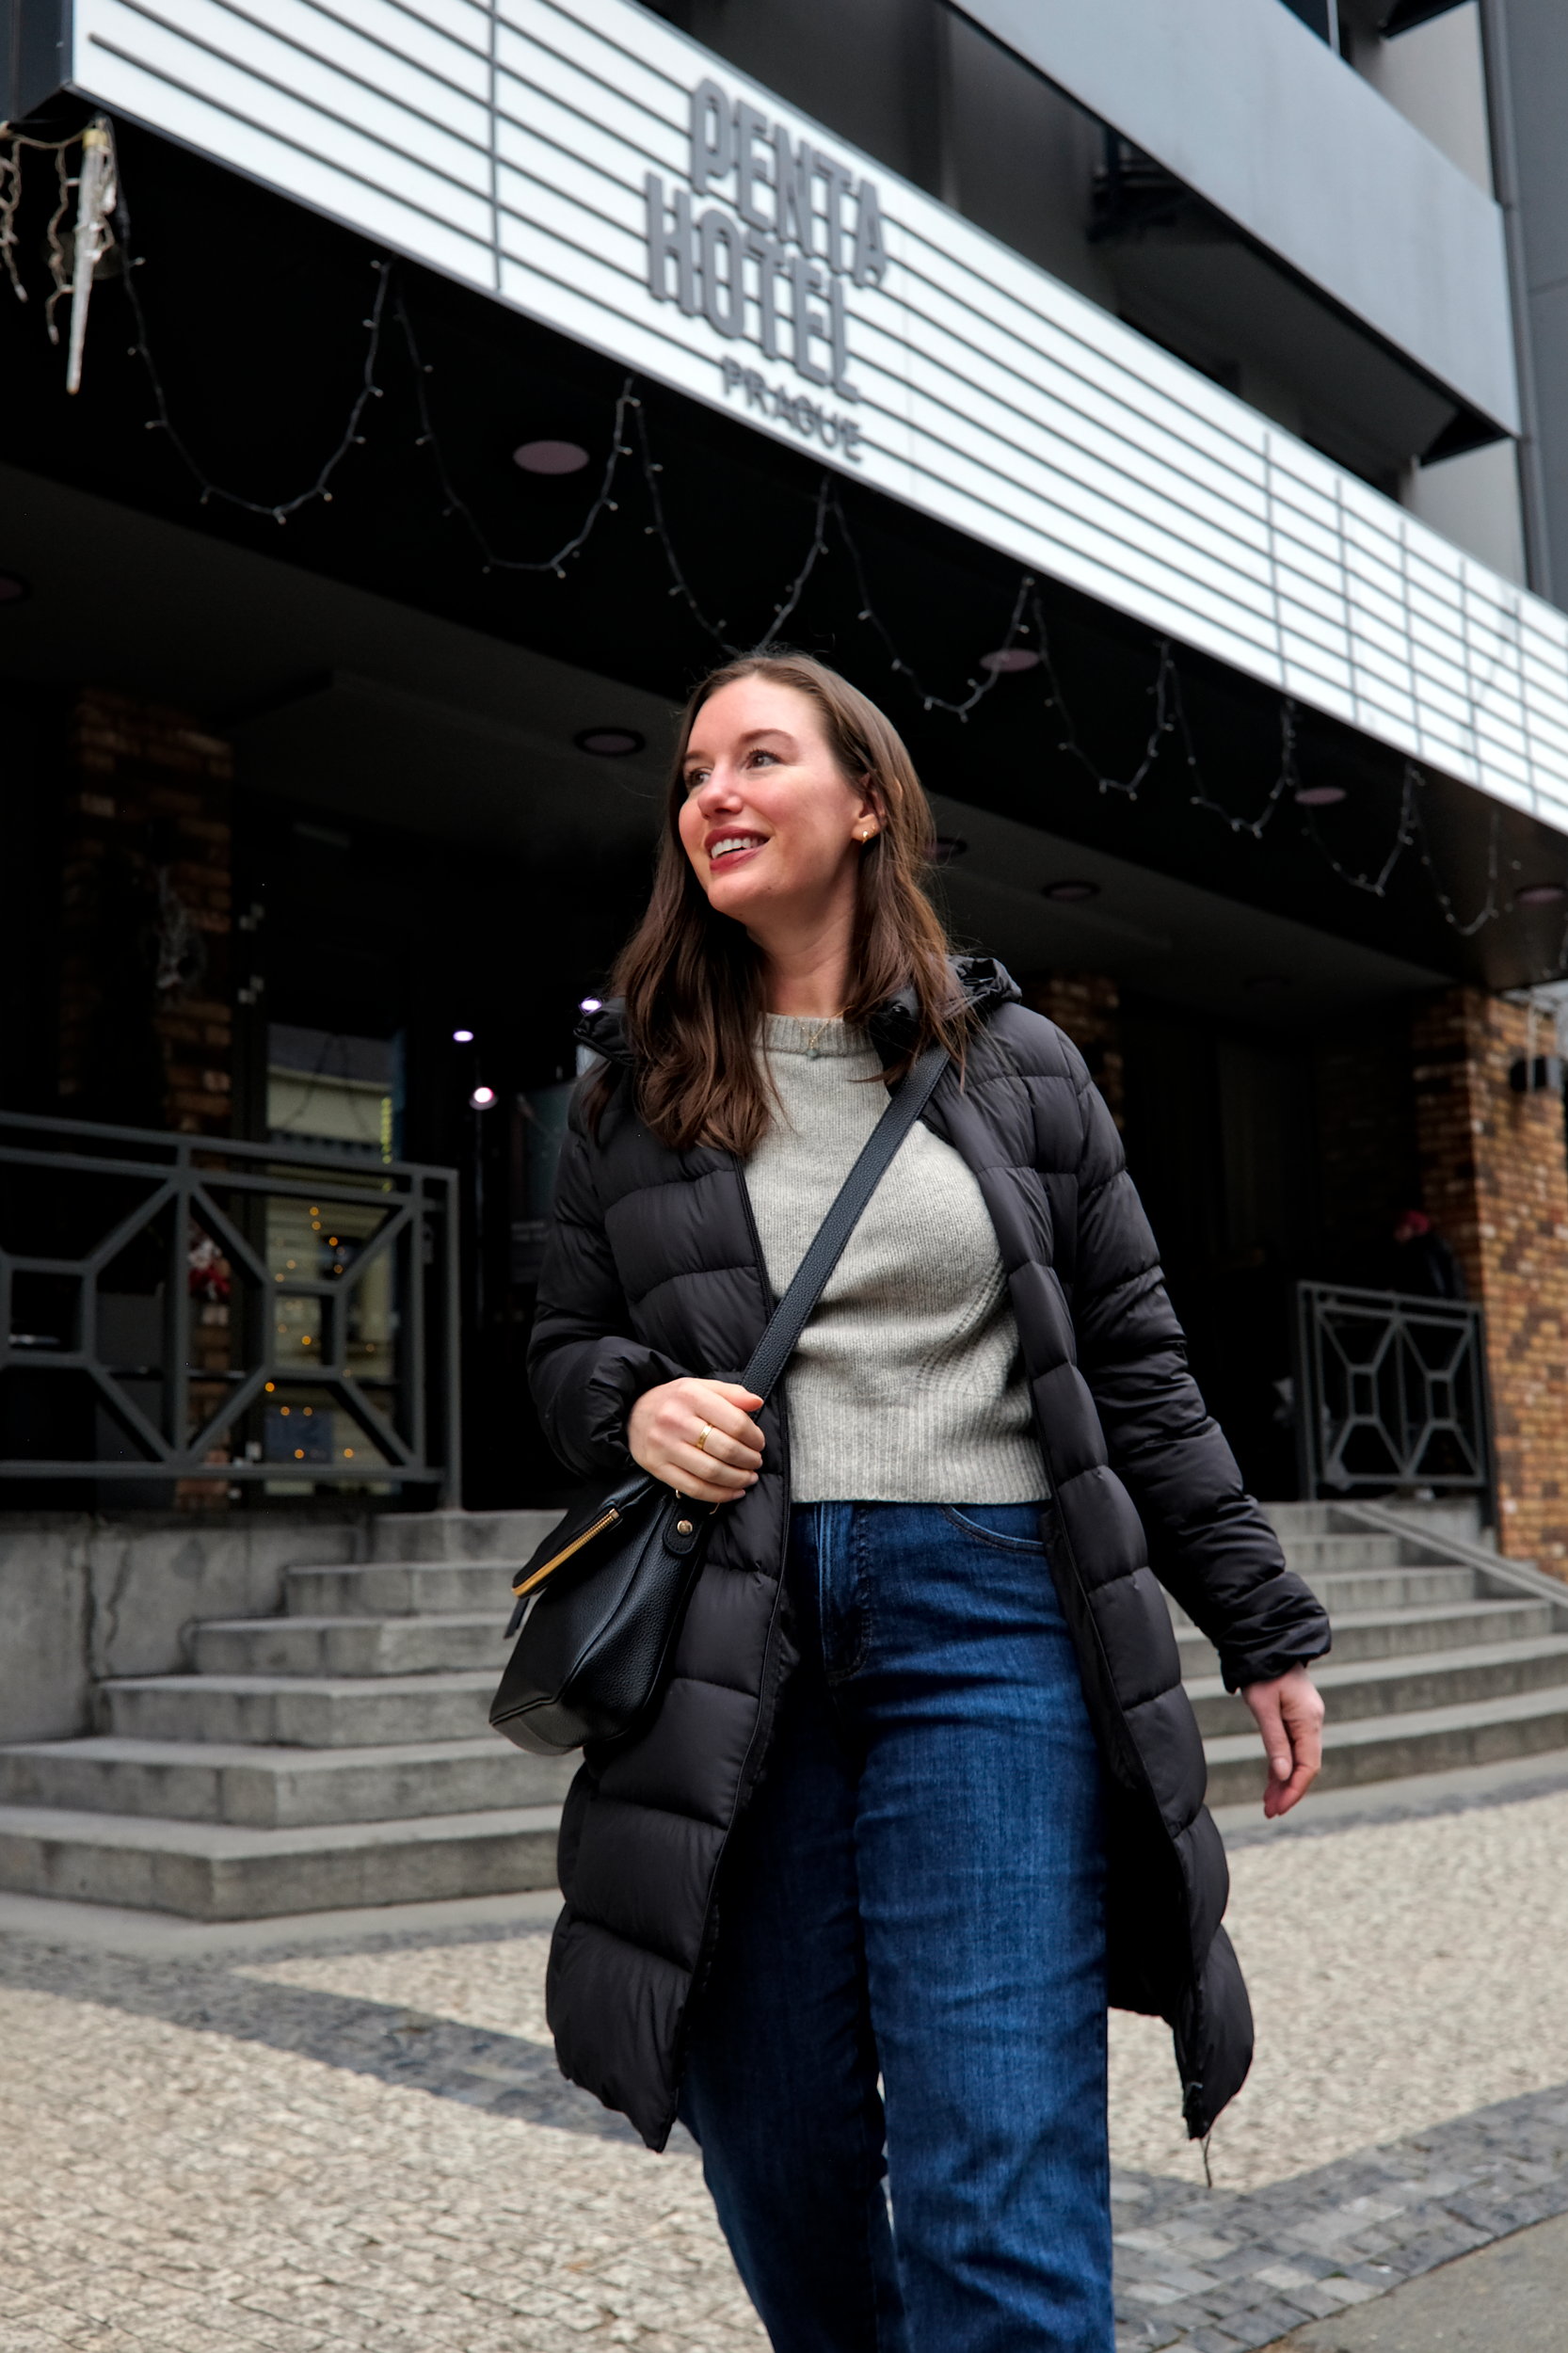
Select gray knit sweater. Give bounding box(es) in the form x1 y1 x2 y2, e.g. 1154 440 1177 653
743 1015 1045 1504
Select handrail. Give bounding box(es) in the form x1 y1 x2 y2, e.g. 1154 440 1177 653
1292 1280 1493 1507
0 1110 461 1499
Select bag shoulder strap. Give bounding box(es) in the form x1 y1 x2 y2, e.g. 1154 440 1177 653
739 1041 949 1403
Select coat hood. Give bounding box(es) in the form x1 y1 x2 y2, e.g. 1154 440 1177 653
574 954 1022 1068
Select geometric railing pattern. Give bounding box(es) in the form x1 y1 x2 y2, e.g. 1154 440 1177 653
0 1110 461 1497
1292 1280 1493 1503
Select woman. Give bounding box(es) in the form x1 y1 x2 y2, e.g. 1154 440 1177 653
529 652 1329 2352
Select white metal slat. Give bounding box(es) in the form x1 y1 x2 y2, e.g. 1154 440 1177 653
385 0 490 54
493 19 684 184
1274 561 1352 632
66 0 1568 835
308 0 492 88
493 72 685 188
901 252 1272 532
895 196 1272 477
892 417 1279 654
1277 637 1355 700
885 300 1275 585
75 36 496 282
500 0 691 112
1273 597 1352 670
892 371 1274 609
81 3 494 229
858 411 1283 678
94 0 493 192
229 0 492 123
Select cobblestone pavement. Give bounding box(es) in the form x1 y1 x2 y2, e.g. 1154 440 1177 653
2 1787 1566 2352
1110 1786 1568 2192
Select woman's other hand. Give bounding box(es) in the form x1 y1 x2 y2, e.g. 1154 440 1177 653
1240 1664 1325 1818
628 1378 765 1504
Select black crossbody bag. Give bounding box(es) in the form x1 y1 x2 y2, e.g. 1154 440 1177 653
488 1043 949 1758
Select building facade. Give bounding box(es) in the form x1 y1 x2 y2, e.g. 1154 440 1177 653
3 0 1567 1560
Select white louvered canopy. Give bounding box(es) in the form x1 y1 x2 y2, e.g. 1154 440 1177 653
68 0 1568 834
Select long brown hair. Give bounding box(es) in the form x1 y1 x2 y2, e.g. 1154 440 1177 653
600 651 968 1155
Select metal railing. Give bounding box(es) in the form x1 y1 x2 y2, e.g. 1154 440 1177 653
0 1110 461 1497
1292 1280 1493 1503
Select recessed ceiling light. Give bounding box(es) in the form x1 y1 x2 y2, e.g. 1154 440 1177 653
928 837 968 864
1516 882 1568 907
470 1084 497 1110
514 440 590 474
575 727 645 756
0 571 29 603
1042 878 1099 903
452 1028 474 1044
1294 784 1346 808
1245 973 1291 994
980 648 1040 674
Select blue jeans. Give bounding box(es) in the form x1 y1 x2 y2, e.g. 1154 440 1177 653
678 1501 1112 2353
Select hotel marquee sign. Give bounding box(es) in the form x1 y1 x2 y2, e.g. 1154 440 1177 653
58 0 1568 831
644 78 886 455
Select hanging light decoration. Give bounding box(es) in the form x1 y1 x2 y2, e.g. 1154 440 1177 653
65 118 117 394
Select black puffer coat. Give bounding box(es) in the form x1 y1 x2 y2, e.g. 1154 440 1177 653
528 957 1329 2151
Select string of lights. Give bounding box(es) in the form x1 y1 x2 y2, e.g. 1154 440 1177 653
1416 797 1502 940
395 283 639 577
0 120 91 342
0 110 1534 954
1300 767 1503 937
125 246 393 522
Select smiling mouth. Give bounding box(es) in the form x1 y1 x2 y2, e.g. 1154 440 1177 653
709 834 768 866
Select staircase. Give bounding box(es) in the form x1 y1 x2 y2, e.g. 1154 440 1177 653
4 1501 1568 1922
1189 1502 1568 1807
0 1511 573 1921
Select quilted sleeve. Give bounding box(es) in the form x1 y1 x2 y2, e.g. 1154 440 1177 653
1069 1067 1331 1691
526 1097 692 1481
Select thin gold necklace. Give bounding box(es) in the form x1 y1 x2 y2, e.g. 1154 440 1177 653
800 1011 843 1060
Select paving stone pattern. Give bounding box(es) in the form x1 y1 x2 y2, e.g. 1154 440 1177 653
0 1932 760 2353
1107 1788 1568 2192
1110 2084 1568 2352
3 1789 1568 2350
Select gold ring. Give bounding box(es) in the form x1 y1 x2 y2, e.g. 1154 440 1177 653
695 1422 712 1454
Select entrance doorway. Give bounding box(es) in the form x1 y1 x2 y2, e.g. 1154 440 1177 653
1121 1004 1319 1499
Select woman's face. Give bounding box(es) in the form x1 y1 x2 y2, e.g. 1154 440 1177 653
677 678 878 935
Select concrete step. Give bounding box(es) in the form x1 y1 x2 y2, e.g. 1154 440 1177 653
1173 1596 1556 1679
0 1736 571 1828
285 1560 520 1619
100 1671 495 1748
191 1613 502 1678
1204 1684 1568 1807
1188 1634 1568 1737
368 1510 563 1564
1165 1561 1475 1638
1303 1564 1480 1612
1260 1503 1342 1539
0 1801 562 1920
1264 1533 1448 1573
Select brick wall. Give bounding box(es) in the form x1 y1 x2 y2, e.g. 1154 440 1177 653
1412 987 1568 1571
1020 971 1124 1127
58 690 234 1136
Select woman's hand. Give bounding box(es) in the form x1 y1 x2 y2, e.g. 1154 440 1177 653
627 1377 765 1505
1240 1664 1324 1818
